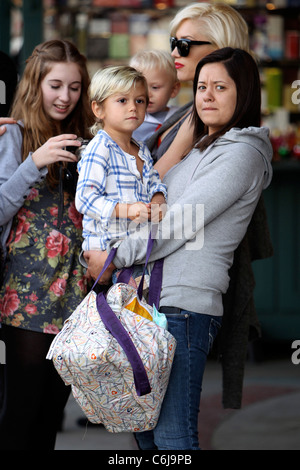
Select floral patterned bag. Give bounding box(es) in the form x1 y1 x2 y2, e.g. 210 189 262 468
47 230 176 433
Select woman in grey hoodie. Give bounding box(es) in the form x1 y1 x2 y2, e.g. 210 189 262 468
85 48 273 450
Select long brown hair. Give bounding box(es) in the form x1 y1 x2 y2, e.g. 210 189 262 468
11 39 93 186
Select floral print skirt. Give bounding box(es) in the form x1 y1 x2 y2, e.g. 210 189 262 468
0 181 88 334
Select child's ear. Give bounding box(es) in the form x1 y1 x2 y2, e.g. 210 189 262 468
92 100 104 120
170 81 181 99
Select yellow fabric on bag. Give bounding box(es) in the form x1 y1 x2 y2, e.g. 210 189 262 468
125 296 153 322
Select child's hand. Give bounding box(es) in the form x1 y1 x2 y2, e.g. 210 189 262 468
150 193 167 222
128 202 151 224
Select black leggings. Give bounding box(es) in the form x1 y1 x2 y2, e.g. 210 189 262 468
0 325 70 450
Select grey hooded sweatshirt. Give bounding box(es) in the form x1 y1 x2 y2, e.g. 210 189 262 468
110 126 273 317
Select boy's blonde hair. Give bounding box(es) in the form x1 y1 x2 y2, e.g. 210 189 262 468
130 49 178 84
89 65 149 135
170 2 250 53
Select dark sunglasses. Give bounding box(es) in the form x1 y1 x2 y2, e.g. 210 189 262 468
170 37 212 57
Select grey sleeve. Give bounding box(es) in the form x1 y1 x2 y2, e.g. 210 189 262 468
0 125 47 225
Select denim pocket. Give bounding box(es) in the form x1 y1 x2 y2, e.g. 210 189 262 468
162 310 221 354
184 312 221 355
164 313 189 348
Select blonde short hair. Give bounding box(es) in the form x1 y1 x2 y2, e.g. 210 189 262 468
130 49 178 84
89 65 148 135
170 2 250 53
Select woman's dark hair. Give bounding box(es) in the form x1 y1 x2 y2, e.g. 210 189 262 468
191 47 261 151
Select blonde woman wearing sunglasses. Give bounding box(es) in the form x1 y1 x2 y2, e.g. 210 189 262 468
149 2 251 176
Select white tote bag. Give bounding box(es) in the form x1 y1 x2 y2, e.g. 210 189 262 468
47 231 176 433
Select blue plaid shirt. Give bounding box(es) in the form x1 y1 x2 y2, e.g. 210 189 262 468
75 130 167 251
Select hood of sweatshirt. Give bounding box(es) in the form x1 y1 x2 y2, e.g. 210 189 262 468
214 126 273 189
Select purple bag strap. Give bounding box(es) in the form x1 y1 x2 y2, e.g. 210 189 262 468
116 266 134 284
96 292 151 396
92 225 163 308
117 252 163 307
136 227 162 306
148 258 164 307
92 228 163 396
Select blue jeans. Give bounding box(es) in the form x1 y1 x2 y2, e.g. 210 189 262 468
135 310 222 450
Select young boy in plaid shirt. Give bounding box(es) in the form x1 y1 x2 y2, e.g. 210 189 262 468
75 66 167 253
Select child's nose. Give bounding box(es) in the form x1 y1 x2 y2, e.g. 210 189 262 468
129 100 137 110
